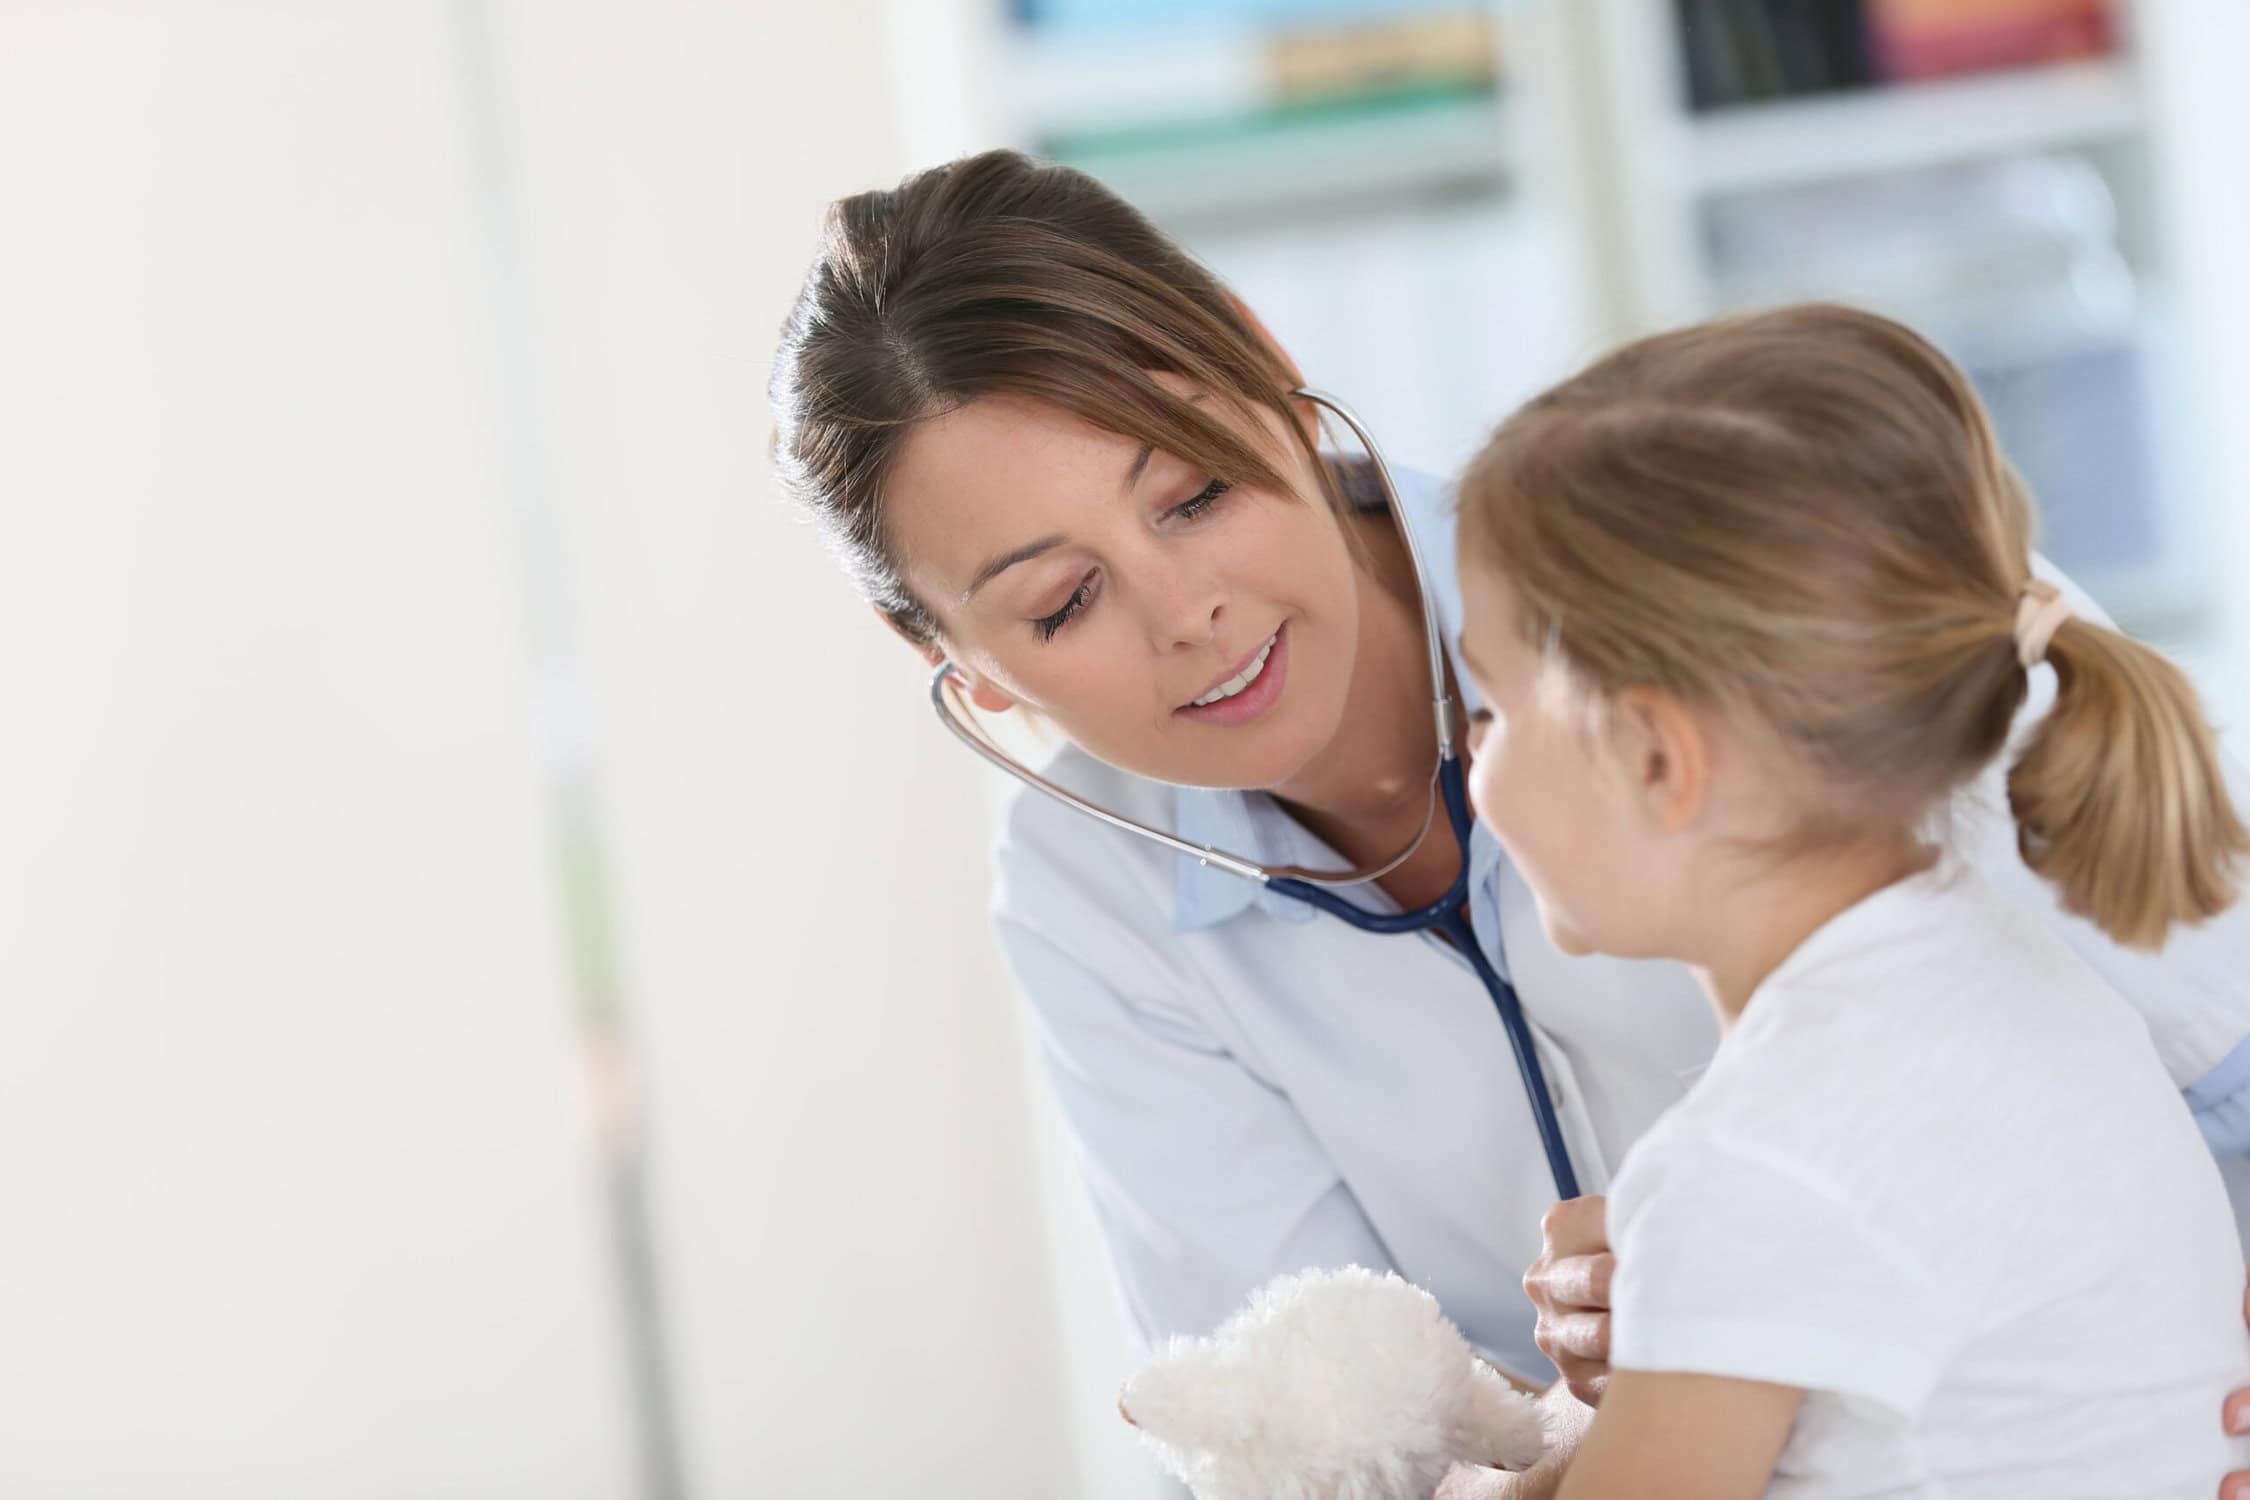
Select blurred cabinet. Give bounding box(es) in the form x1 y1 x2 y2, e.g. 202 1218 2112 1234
962 3 1612 476
1586 0 2229 655
914 1 2239 653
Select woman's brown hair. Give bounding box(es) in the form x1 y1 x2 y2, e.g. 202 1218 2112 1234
1457 302 2247 950
769 148 1339 646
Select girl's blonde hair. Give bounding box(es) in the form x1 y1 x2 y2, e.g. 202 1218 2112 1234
1457 303 2247 950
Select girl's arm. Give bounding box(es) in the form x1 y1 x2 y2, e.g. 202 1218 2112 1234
1552 1371 1801 1500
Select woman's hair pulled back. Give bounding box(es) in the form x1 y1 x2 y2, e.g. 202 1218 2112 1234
1457 302 2247 949
769 149 1321 645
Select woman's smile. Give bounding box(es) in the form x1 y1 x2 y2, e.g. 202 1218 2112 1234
1175 623 1289 727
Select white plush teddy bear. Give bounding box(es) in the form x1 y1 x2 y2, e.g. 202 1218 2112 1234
1118 1265 1547 1500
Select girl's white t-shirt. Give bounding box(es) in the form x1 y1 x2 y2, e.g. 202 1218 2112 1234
1607 861 2250 1498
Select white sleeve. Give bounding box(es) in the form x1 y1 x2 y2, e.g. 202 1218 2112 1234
993 911 1395 1354
1608 1134 1955 1419
1961 556 2250 1143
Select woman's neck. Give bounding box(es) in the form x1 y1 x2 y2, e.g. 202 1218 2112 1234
1270 509 1453 889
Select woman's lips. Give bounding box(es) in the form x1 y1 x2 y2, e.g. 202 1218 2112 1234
1175 623 1289 727
1184 630 1276 706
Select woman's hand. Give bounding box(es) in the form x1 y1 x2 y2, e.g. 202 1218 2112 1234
1523 1197 1614 1409
2223 1278 2250 1500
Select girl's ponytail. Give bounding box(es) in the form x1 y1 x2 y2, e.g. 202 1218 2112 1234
2007 583 2250 949
1455 302 2248 953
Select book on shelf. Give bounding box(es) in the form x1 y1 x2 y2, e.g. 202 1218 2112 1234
1014 0 1461 32
1677 0 2114 111
1016 9 1500 168
1869 0 2113 83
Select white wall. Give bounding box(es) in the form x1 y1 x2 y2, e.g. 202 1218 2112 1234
483 3 1088 1496
0 5 638 1496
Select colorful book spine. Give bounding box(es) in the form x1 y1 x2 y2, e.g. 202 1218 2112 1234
1868 0 2114 82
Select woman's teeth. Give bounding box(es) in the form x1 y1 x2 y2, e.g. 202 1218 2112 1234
1191 634 1277 707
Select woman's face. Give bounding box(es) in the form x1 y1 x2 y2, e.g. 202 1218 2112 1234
883 383 1363 791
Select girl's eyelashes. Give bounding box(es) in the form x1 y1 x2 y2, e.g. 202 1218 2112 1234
1033 575 1095 642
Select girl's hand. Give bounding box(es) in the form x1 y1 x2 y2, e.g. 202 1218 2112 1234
1433 1380 1594 1500
1523 1197 1614 1408
2223 1278 2250 1500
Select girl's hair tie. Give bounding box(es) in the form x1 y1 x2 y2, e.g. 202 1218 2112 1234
2015 578 2073 668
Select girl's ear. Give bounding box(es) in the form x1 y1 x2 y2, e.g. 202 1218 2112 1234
1611 687 1711 835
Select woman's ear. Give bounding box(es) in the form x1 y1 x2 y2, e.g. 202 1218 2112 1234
878 608 1021 714
1611 687 1710 835
962 675 1020 714
877 606 946 667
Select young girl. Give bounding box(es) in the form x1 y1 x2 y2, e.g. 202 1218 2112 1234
1451 303 2250 1498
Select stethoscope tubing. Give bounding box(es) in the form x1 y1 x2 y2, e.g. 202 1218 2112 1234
1273 758 1579 1201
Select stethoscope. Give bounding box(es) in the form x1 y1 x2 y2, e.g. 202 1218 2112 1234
930 388 1580 1202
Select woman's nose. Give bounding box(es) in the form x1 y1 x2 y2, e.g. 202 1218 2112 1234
1161 603 1223 655
1146 565 1225 652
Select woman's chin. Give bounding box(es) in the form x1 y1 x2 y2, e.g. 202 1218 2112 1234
1128 713 1335 792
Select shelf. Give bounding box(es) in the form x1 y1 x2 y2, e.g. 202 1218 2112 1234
1688 59 2141 196
1049 91 1512 227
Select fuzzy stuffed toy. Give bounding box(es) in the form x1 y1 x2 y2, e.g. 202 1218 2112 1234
1118 1265 1547 1500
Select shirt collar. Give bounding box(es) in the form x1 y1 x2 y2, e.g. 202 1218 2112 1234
1171 463 1496 935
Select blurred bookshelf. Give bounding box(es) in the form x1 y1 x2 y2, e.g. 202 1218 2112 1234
1590 0 2227 654
1684 57 2139 194
970 2 1605 481
1031 84 1514 224
1006 9 1516 224
892 0 2247 727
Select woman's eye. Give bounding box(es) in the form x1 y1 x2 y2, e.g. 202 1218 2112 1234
1033 577 1094 642
1171 477 1231 521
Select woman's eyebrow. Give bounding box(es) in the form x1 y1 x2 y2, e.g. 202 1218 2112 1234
961 436 1161 602
963 534 1068 602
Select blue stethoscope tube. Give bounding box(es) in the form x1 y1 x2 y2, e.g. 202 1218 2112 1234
1269 756 1580 1201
